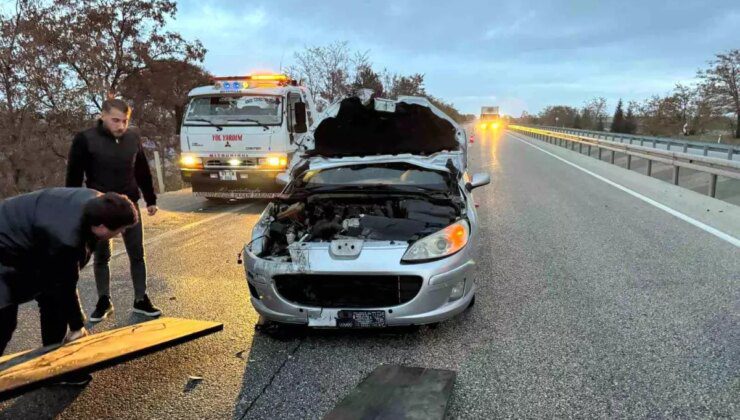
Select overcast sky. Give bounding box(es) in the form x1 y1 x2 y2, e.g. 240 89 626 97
172 0 740 116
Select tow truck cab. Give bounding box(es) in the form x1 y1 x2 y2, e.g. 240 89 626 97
179 74 316 199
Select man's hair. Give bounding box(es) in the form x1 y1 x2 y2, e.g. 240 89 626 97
83 192 138 230
101 98 131 116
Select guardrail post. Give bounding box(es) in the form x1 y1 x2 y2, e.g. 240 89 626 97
597 147 602 160
703 146 709 156
627 155 632 170
728 149 734 160
709 174 718 198
588 145 591 156
652 140 657 148
640 139 644 146
682 143 688 153
579 143 583 153
666 141 672 151
610 150 615 164
672 166 680 185
647 160 652 176
153 150 166 194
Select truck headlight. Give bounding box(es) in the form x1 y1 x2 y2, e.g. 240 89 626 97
402 220 469 263
260 156 288 168
180 155 203 169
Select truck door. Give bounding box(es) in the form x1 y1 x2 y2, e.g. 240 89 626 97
286 92 308 147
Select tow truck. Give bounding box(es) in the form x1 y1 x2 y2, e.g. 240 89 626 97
478 106 505 131
179 74 317 200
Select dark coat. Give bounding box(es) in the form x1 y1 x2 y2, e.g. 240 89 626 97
66 121 157 206
0 188 100 330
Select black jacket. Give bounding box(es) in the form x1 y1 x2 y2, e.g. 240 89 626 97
0 188 100 330
66 121 157 206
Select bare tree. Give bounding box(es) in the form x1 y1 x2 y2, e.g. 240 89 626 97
34 0 205 111
583 97 608 131
0 0 206 198
287 41 370 108
698 49 739 138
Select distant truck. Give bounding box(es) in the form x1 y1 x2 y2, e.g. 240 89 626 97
179 74 316 200
479 106 504 130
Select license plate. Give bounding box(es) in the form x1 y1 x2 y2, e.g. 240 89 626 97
336 310 386 328
219 170 237 181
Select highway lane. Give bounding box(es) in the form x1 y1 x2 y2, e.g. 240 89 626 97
1 129 738 418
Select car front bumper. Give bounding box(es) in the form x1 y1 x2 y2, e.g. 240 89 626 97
243 242 476 327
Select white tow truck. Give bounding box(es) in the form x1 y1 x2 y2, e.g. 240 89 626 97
179 74 316 199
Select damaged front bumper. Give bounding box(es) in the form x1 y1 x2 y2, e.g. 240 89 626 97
243 241 476 327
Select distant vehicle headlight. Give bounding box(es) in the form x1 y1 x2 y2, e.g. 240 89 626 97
402 220 470 263
480 123 488 129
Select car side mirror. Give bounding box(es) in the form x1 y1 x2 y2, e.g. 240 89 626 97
276 172 290 186
466 172 490 192
293 102 307 133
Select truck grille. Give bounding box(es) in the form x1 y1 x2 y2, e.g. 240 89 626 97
273 274 423 308
205 158 259 167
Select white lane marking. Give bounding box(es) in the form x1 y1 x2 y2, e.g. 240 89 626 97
508 132 740 248
110 202 258 259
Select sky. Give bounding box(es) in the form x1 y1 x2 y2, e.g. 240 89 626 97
171 0 740 116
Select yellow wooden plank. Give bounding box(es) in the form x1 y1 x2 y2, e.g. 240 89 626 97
0 317 222 400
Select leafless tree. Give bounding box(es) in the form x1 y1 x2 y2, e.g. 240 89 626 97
698 49 739 138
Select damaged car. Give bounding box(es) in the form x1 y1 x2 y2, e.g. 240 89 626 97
242 96 490 328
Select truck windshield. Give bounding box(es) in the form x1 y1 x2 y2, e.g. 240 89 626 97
185 95 283 125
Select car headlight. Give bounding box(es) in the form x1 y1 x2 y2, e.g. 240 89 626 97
402 220 470 263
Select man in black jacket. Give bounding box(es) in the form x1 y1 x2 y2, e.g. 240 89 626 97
66 99 161 321
0 188 137 356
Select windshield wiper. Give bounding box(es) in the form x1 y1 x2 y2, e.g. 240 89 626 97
229 118 271 131
186 118 223 131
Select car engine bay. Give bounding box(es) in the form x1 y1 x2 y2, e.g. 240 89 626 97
255 194 465 259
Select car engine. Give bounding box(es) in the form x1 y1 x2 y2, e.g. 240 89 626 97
256 194 464 258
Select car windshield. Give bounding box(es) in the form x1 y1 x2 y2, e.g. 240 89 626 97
300 165 449 191
185 95 283 125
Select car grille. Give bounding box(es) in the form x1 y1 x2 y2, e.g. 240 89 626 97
273 274 423 308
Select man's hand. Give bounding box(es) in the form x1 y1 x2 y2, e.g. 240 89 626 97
64 327 89 343
147 205 158 216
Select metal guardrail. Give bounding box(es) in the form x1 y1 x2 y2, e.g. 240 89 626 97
529 125 739 160
509 125 740 198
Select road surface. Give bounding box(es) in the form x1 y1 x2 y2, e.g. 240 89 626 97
1 130 738 419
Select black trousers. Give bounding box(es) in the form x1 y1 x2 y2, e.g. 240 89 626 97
0 293 68 355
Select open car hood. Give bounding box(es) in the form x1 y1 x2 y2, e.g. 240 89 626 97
291 96 467 174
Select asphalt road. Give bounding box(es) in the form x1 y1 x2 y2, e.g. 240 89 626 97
1 129 738 419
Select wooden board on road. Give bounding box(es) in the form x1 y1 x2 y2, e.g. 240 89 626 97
323 364 456 420
0 317 223 400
